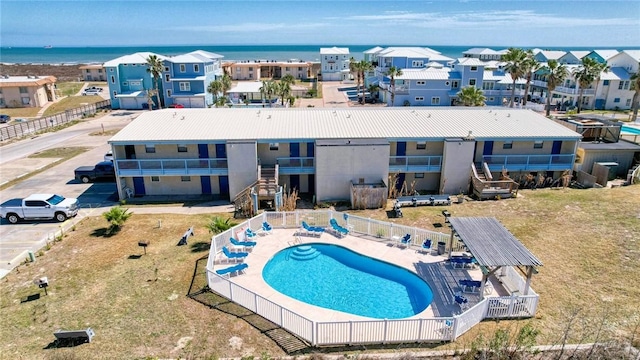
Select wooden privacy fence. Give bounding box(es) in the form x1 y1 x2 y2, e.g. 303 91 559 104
0 100 111 141
206 211 540 347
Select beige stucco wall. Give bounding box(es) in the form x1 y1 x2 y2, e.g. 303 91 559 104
144 176 201 195
402 173 441 193
0 86 49 108
390 141 444 156
257 142 291 166
226 141 258 199
278 174 311 193
315 139 390 201
440 139 475 195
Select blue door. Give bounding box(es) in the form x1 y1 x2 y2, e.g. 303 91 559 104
198 144 209 159
396 142 406 156
396 173 406 191
483 141 494 156
219 176 229 197
308 174 315 195
290 175 300 191
133 177 145 196
289 142 299 157
307 142 314 157
201 176 212 194
551 140 562 163
215 144 227 158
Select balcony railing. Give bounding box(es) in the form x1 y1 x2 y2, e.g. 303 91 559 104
276 157 315 174
389 156 442 172
482 89 525 96
116 158 228 176
482 154 574 172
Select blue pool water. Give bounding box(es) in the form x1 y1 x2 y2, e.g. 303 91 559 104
621 126 640 135
262 243 433 319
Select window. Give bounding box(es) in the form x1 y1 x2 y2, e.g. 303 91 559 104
165 74 170 82
412 60 424 67
482 82 494 90
194 64 199 72
534 140 544 149
164 66 169 72
236 67 241 72
614 98 620 103
122 82 128 86
180 64 186 72
416 141 426 150
109 68 114 72
603 80 610 86
248 67 253 71
151 176 160 182
415 96 424 101
470 66 478 71
181 176 191 182
285 67 290 71
123 63 128 66
451 81 459 88
416 81 426 85
111 75 115 84
179 82 191 91
415 173 424 179
431 97 440 105
113 91 117 97
624 81 630 90
626 99 632 106
19 87 28 93
85 69 90 73
469 79 476 86
167 90 171 97
177 144 188 152
489 97 495 101
145 145 156 153
269 143 279 151
21 97 30 105
503 141 513 149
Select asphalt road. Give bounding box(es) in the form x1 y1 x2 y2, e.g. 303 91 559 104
0 111 138 275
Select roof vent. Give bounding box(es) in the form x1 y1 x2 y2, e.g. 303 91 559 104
346 114 351 118
427 113 431 118
507 113 511 117
267 115 271 119
181 116 185 120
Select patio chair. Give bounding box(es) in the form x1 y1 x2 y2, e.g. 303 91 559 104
215 263 248 276
301 221 315 236
399 234 411 248
454 292 469 310
419 239 432 254
245 228 258 239
221 246 248 263
459 279 482 293
261 222 273 234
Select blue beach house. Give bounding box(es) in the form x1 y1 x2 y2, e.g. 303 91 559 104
162 50 224 108
104 52 166 110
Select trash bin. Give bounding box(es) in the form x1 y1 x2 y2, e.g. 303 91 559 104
437 241 446 255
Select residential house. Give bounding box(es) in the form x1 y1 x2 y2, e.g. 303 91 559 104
462 48 507 61
585 49 620 64
223 60 318 81
162 50 223 108
78 64 106 81
533 50 567 63
108 108 580 205
558 51 589 65
104 52 166 110
319 47 350 81
0 75 57 108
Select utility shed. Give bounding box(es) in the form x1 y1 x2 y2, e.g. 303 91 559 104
447 217 542 298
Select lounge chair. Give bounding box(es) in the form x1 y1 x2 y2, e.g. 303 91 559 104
329 218 349 237
245 228 257 239
230 237 257 251
221 246 248 262
399 234 411 248
302 221 324 237
459 279 482 293
261 222 273 234
215 263 248 276
454 292 469 310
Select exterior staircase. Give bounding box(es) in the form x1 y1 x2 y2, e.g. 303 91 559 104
470 162 518 200
232 164 279 218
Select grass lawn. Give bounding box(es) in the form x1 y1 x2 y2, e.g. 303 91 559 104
0 107 41 118
56 82 85 97
43 96 106 117
0 187 638 358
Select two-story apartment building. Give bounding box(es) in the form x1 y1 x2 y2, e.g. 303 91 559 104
0 75 57 108
105 52 166 110
162 50 223 108
319 47 350 81
223 60 319 81
462 48 507 61
78 64 106 81
108 108 581 204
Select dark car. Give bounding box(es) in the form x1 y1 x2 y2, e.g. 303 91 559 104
74 161 115 183
0 114 10 123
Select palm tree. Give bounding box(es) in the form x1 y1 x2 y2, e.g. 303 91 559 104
281 73 296 86
590 61 610 111
367 83 380 102
503 47 528 108
102 206 132 235
349 57 358 82
521 50 539 106
214 96 228 108
276 81 292 106
145 54 164 109
220 74 232 95
631 69 640 122
457 86 486 106
358 60 373 104
207 80 223 104
206 216 236 234
386 66 403 107
260 80 275 107
541 60 568 117
573 57 599 113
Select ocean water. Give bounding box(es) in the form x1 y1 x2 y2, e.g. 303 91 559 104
2 44 634 65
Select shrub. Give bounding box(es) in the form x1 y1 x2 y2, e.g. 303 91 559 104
102 206 132 235
206 216 236 234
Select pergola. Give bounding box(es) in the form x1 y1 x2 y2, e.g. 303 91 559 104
446 217 543 299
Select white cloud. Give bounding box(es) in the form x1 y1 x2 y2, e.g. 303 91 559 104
175 22 328 33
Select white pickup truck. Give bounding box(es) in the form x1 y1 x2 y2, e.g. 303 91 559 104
0 194 79 224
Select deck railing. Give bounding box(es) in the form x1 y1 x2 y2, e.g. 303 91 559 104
389 155 442 172
116 158 228 176
206 210 539 346
276 157 315 174
482 154 574 171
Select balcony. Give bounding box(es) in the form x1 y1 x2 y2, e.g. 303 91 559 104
482 154 574 172
116 158 228 176
389 156 442 173
276 157 315 174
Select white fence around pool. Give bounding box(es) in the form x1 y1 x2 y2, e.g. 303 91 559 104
206 210 539 346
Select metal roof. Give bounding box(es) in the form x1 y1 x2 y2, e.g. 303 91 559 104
320 47 349 55
448 217 543 267
396 68 455 80
600 67 631 81
621 50 640 62
109 108 582 144
0 75 56 87
591 49 619 60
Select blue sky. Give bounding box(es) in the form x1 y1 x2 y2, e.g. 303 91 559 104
1 0 638 47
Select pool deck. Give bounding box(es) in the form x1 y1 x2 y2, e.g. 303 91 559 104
214 228 506 322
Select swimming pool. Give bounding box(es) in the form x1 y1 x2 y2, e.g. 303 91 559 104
262 243 433 319
621 125 640 135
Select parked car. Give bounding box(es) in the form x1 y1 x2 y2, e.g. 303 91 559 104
0 114 10 123
169 103 185 108
74 161 115 183
0 194 79 224
82 88 100 96
104 150 113 162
